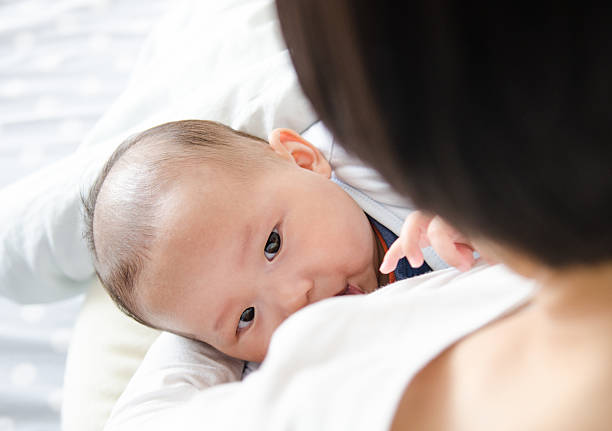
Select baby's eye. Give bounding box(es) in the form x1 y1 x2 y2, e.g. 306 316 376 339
264 228 281 261
238 307 255 331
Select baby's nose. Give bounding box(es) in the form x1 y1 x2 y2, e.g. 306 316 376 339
274 280 313 318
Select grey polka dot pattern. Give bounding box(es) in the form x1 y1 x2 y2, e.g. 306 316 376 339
0 1 170 429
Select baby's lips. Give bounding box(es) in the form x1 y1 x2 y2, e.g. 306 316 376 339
346 284 365 295
335 284 365 296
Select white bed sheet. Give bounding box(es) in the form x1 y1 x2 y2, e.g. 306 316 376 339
0 1 171 430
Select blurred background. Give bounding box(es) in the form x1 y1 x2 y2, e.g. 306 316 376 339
0 1 171 429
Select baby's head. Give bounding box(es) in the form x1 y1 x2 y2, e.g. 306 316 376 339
83 120 381 362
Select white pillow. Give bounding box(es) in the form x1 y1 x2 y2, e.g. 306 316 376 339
0 0 317 304
62 279 160 431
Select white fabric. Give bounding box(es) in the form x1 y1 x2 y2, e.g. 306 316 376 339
77 0 317 153
0 147 113 303
62 279 161 431
105 263 535 430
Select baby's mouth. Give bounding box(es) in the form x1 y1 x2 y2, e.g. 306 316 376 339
335 284 365 296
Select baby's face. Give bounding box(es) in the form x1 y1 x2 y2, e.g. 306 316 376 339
138 132 381 362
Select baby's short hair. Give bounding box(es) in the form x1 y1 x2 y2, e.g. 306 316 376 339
82 120 269 328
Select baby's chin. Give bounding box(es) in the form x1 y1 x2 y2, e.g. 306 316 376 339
244 349 266 364
361 260 384 294
362 280 380 294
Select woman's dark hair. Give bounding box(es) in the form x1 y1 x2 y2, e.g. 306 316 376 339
276 1 612 267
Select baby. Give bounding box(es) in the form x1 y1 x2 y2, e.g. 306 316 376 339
83 120 435 363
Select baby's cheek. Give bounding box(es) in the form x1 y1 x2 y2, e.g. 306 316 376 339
243 327 274 363
343 232 374 273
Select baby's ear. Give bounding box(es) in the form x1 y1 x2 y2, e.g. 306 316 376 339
268 128 331 178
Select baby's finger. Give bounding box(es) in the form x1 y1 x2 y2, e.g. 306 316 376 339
454 243 477 271
380 211 431 273
379 238 405 274
428 231 465 270
428 218 475 271
398 211 433 267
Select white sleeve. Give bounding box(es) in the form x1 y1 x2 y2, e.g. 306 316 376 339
105 332 245 429
0 151 101 304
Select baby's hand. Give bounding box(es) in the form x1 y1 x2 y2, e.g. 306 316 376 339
379 211 476 274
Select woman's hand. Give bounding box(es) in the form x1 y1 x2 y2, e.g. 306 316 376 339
379 211 477 274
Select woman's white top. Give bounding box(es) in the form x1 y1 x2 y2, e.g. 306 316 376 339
105 262 534 430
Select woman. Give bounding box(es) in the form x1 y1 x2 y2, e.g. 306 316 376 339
276 1 612 429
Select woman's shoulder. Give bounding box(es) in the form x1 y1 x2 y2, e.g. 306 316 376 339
391 288 612 431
